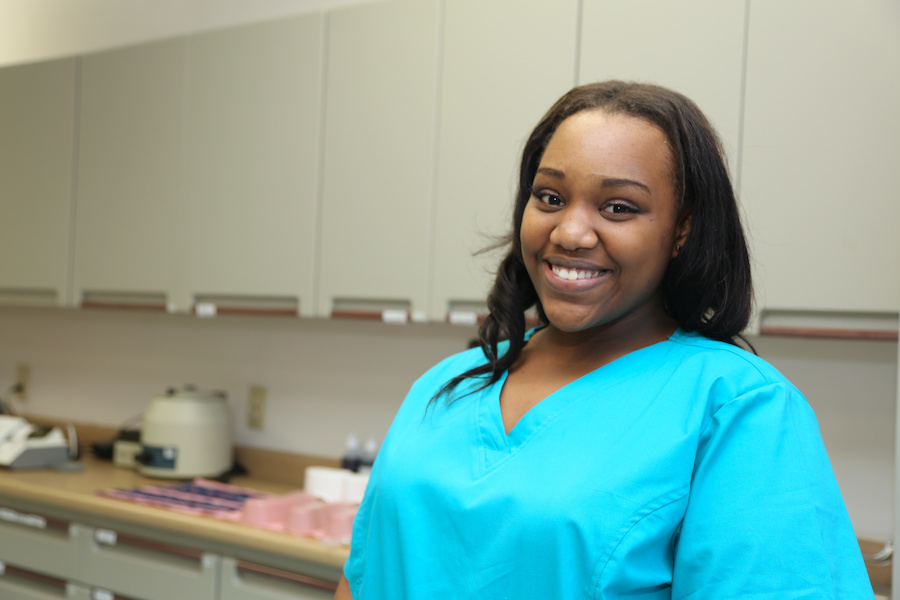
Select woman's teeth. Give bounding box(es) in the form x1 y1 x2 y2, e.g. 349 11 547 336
551 264 602 281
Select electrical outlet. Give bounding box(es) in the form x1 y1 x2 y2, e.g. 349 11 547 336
14 364 30 401
247 385 266 430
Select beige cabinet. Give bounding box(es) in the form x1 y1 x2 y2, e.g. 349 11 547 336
82 528 218 600
182 15 325 317
0 500 340 600
4 0 898 328
579 0 746 180
0 508 83 581
317 0 441 320
0 58 77 307
73 16 326 315
741 0 900 322
429 0 580 321
73 38 188 311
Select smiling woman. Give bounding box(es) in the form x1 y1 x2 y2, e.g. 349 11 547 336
335 82 873 600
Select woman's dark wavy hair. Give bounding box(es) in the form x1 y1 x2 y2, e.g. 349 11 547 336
435 80 753 403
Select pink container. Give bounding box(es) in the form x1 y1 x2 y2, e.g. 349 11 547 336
323 504 357 545
286 501 358 544
286 500 328 536
242 492 318 531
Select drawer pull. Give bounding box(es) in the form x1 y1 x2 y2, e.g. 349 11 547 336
236 560 337 592
0 507 46 529
0 562 67 590
94 528 117 545
93 529 206 562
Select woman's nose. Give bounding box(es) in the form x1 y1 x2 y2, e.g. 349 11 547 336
549 207 599 251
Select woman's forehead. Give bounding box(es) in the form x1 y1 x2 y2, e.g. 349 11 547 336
538 110 674 182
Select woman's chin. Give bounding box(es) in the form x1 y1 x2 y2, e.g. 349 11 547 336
540 308 604 334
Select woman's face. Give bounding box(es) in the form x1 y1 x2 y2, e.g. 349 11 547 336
520 109 689 335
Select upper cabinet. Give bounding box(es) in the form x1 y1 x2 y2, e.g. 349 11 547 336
73 38 189 310
741 0 900 320
73 16 325 315
578 0 747 177
429 0 579 321
1 0 897 329
0 58 77 306
183 15 324 317
316 0 440 320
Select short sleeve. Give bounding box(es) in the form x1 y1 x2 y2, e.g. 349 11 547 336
672 382 872 598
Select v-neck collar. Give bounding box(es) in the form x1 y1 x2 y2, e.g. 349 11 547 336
473 328 683 475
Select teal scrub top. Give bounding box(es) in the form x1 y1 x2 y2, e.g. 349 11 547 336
344 329 872 599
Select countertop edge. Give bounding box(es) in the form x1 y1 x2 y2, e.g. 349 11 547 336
0 464 349 570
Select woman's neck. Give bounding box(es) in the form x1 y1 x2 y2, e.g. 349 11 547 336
524 312 678 374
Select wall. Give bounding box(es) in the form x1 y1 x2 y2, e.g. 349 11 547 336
0 305 895 540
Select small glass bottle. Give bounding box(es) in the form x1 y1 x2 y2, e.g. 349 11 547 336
359 437 379 473
341 434 361 472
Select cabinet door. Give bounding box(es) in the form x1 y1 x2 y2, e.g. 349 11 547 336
0 507 81 580
741 0 900 317
0 58 76 307
317 0 440 320
183 15 325 317
72 39 188 310
80 527 217 600
429 0 580 321
579 0 746 174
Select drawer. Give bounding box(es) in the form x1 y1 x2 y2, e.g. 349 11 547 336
0 506 81 579
0 561 89 600
81 528 217 600
219 557 336 600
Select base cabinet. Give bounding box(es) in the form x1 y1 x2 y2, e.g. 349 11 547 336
82 528 218 600
0 503 340 600
0 509 82 580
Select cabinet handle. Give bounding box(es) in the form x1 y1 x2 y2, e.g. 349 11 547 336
331 308 410 324
758 325 898 341
192 295 299 317
758 310 899 341
330 298 412 324
80 291 168 312
90 588 142 600
0 562 67 590
235 560 337 592
0 506 70 532
93 529 205 562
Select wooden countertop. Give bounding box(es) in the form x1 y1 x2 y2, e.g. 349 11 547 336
0 454 349 569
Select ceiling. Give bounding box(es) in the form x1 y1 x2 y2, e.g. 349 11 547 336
0 0 378 68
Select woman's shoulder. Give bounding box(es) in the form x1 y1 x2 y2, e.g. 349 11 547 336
664 329 800 399
660 330 818 442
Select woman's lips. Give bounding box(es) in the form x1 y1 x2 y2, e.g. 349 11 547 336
544 261 610 287
550 263 603 281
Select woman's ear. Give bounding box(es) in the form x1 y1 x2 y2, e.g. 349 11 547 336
673 213 692 258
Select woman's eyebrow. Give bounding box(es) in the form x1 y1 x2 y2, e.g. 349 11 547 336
536 167 651 195
535 167 565 179
599 177 651 195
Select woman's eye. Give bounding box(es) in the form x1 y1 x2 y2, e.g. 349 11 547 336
533 191 564 207
602 202 638 215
